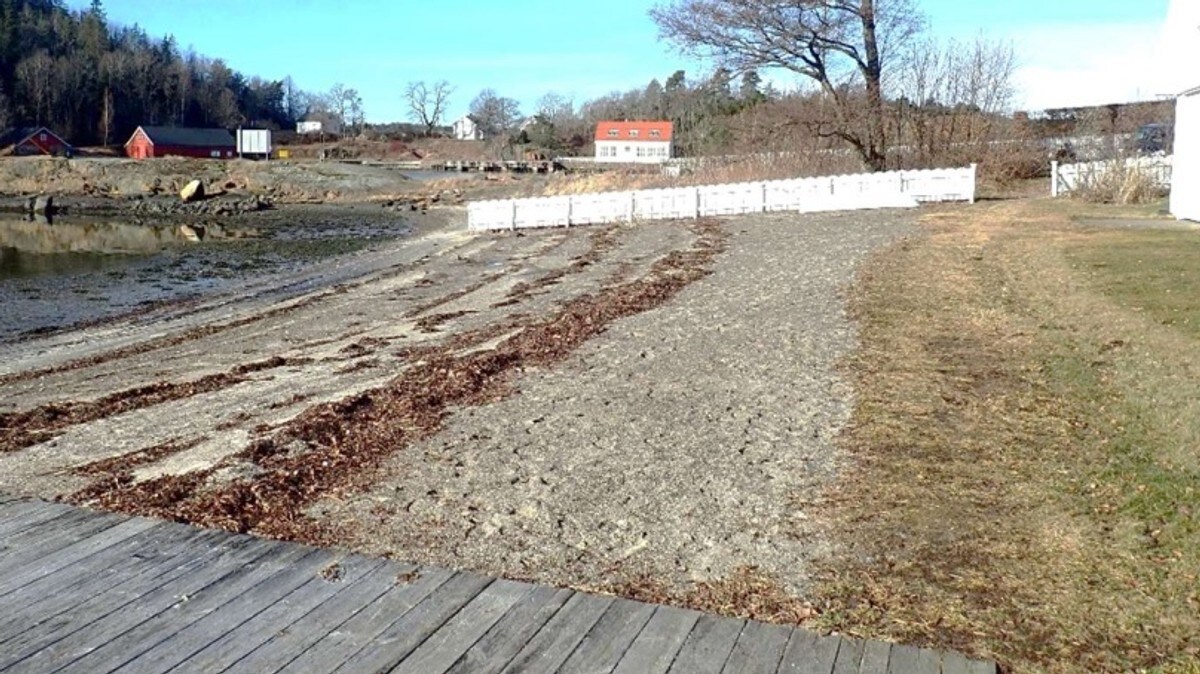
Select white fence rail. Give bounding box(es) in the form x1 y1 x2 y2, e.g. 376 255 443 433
1051 155 1173 197
468 166 977 231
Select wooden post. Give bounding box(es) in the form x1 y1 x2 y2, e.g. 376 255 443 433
627 192 635 222
510 201 518 231
694 187 701 218
760 182 767 213
566 196 573 227
969 163 978 203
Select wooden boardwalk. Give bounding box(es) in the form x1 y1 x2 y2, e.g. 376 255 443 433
0 493 996 674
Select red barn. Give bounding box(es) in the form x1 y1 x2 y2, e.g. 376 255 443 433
0 127 73 156
125 126 236 159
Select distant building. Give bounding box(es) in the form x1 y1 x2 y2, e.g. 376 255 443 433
125 126 236 159
594 121 673 164
297 121 323 134
1172 85 1200 221
452 114 485 141
0 127 72 157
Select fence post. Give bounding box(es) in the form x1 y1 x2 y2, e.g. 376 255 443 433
693 187 700 218
1051 161 1059 198
566 196 573 228
969 163 978 203
627 192 635 223
759 182 767 213
510 200 517 231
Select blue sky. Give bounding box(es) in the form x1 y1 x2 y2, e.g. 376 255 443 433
67 0 1172 122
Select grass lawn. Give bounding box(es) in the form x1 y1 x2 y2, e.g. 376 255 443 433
813 198 1200 674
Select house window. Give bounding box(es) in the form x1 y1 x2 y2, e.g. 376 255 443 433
650 129 661 138
637 147 646 157
607 129 618 137
39 133 48 141
629 129 639 138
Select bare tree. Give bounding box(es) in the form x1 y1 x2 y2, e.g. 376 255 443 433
895 35 1017 167
15 50 55 125
470 88 522 137
328 83 363 135
405 80 453 136
650 0 923 170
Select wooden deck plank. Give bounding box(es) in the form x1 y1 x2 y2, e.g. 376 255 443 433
0 503 74 540
499 592 615 674
611 606 702 674
886 644 938 674
0 534 270 672
177 555 388 674
665 614 746 674
0 508 104 554
0 521 184 623
56 544 325 674
776 628 840 674
558 597 657 674
272 565 461 674
720 622 792 673
0 525 222 645
0 496 55 520
323 572 495 674
0 517 161 598
940 651 998 674
0 506 122 549
388 579 533 674
859 640 892 674
832 637 866 674
0 503 1000 674
444 585 574 674
220 560 433 674
0 500 84 532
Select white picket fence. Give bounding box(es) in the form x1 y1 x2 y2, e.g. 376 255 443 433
1051 155 1173 197
467 166 978 231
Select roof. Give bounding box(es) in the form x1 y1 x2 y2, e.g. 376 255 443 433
1181 85 1200 97
129 126 236 148
594 121 673 142
0 126 70 148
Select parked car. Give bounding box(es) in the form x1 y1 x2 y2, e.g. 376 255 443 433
1135 123 1172 155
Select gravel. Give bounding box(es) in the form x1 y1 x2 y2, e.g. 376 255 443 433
327 209 916 595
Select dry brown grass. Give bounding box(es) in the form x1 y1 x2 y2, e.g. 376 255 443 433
814 198 1200 673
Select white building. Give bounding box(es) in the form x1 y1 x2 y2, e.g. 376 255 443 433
1172 86 1200 221
452 115 485 141
1164 0 1200 220
594 121 673 164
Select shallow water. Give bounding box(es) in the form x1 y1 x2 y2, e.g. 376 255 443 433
0 214 411 341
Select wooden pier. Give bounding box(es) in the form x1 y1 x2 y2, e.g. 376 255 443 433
0 493 998 674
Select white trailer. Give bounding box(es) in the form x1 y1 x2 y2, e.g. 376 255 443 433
1171 86 1200 221
236 129 272 158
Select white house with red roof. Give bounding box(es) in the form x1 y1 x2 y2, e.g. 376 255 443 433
594 121 673 164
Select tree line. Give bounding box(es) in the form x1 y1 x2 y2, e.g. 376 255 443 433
0 0 358 146
404 0 1025 173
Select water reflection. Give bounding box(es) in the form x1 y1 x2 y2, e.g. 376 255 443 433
0 216 255 280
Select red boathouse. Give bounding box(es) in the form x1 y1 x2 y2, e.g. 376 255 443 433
125 126 236 159
0 127 73 156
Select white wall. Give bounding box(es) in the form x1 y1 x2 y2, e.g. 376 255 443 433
1171 91 1200 221
1158 1 1200 96
468 166 977 231
595 140 671 164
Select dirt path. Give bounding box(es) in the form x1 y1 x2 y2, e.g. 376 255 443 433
0 208 914 612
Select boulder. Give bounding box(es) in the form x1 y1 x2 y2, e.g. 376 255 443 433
180 179 205 203
32 195 54 216
178 224 205 242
